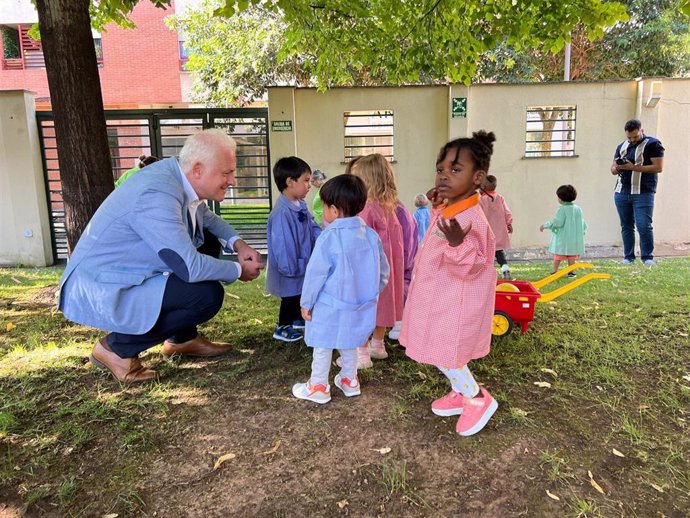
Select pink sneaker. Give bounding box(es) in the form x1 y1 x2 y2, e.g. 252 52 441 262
455 387 498 436
431 390 465 417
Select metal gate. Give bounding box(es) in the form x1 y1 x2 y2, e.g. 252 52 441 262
37 108 271 262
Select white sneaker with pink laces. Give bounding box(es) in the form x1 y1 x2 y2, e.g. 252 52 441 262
431 390 465 416
455 387 498 436
334 373 361 397
292 381 331 404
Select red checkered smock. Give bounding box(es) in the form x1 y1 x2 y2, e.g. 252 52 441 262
400 194 497 368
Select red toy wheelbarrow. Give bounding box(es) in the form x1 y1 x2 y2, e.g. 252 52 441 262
492 263 611 337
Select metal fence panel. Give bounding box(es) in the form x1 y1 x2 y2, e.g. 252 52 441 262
36 108 270 262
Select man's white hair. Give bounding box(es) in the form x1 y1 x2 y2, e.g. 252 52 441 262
179 128 236 170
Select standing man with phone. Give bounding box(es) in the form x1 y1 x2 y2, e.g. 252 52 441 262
610 119 665 265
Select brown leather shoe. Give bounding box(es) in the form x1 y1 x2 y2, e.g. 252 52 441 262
89 338 157 383
162 335 231 358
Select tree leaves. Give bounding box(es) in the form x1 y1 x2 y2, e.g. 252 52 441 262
215 0 628 88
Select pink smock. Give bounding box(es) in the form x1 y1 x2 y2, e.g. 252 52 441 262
400 194 496 368
359 200 404 327
479 190 512 251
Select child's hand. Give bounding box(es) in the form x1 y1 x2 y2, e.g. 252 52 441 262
301 307 312 321
426 187 444 208
437 217 471 247
539 225 545 232
507 224 513 233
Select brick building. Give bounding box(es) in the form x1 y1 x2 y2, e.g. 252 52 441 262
0 0 196 109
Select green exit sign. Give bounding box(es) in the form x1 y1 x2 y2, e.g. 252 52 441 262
452 97 467 118
271 120 293 132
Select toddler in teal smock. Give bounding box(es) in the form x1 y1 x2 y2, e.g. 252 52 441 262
540 184 588 276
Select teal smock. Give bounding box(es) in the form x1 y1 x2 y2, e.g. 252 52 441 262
543 202 588 256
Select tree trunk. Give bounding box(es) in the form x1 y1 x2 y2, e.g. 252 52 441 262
35 0 113 253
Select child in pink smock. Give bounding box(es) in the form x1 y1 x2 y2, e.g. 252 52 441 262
350 154 405 368
400 131 499 437
480 174 514 280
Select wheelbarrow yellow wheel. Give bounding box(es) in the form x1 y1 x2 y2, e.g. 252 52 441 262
492 311 514 337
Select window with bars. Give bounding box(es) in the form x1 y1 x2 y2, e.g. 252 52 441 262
343 110 394 162
525 105 576 158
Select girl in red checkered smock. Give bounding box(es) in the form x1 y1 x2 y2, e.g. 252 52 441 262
399 131 499 437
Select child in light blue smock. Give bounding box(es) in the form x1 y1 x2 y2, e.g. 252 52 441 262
292 175 389 404
266 156 322 342
413 193 431 245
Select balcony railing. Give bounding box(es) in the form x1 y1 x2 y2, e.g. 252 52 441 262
2 58 24 70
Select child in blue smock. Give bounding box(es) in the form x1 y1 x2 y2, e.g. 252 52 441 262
413 193 431 245
266 156 322 342
292 175 389 404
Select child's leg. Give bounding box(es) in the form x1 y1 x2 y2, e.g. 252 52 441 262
496 250 511 279
292 348 332 404
551 258 561 274
495 250 507 267
439 365 480 398
334 348 361 396
310 348 333 386
337 349 357 381
278 295 301 326
440 364 498 437
369 326 388 360
566 256 577 277
431 365 479 417
372 326 386 341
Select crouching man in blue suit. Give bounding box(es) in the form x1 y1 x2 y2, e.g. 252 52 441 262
58 129 264 382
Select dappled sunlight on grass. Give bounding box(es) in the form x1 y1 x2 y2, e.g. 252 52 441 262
0 259 688 515
0 341 88 377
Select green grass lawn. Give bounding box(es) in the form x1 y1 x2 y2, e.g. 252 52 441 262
0 258 688 516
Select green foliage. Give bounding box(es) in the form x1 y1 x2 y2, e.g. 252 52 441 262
88 0 172 31
1 27 20 59
169 2 314 106
215 0 628 87
478 0 690 81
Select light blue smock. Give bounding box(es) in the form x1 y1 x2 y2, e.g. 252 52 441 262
265 194 322 297
300 216 389 349
414 206 431 245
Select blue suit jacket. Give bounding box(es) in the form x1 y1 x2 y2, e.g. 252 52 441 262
58 158 240 334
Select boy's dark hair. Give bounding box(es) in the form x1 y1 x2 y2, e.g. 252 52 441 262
624 119 642 132
138 155 159 168
319 174 367 217
484 174 497 190
557 184 577 202
273 156 311 192
437 130 496 172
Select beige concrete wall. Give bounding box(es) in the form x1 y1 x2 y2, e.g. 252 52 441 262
0 90 53 266
462 81 638 249
647 78 689 243
269 80 690 254
268 86 448 213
